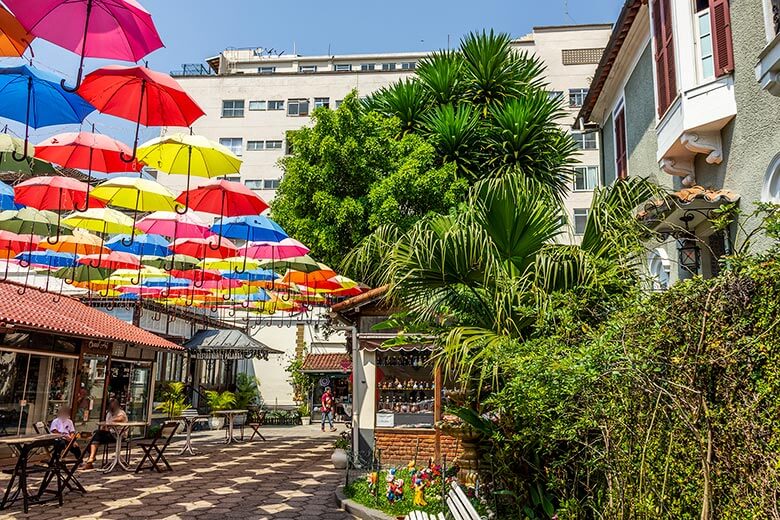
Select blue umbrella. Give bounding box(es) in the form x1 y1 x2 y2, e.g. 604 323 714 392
0 181 20 210
141 277 190 288
222 268 278 282
0 65 95 159
233 289 271 302
210 215 288 243
16 250 76 268
106 234 171 257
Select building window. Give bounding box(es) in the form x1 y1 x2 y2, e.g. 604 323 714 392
574 166 599 191
221 100 244 118
263 179 281 190
287 99 310 117
219 138 243 156
258 66 276 74
573 209 589 235
548 90 565 102
314 97 330 109
247 140 264 151
245 180 264 190
299 65 317 73
568 88 588 108
334 64 352 72
572 131 598 150
265 140 283 150
334 99 343 108
401 62 416 70
695 0 715 80
249 100 267 111
614 102 628 180
361 63 376 71
382 63 397 71
268 100 284 111
223 175 241 183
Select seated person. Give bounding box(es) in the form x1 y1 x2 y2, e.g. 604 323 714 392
83 399 127 469
50 406 81 459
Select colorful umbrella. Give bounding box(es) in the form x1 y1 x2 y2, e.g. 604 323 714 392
62 207 135 235
16 250 76 268
171 236 238 260
0 207 71 237
0 65 94 159
0 132 57 175
0 6 32 57
170 268 222 283
80 251 139 270
258 255 320 273
14 176 101 212
211 215 288 243
51 264 109 284
202 257 260 271
241 238 310 260
222 269 278 282
77 66 204 161
136 210 212 239
142 254 199 271
137 133 243 211
5 0 164 89
0 180 20 211
39 228 108 255
106 234 170 257
0 229 37 281
34 131 143 208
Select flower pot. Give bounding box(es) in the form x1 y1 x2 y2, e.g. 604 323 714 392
331 448 349 469
301 416 311 426
209 415 224 431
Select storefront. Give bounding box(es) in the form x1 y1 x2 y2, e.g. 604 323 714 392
301 352 352 421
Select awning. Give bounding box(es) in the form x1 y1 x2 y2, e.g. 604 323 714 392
301 353 351 373
184 329 283 360
638 186 740 236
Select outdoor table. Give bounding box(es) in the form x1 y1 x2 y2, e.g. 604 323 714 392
0 433 60 514
215 410 247 444
175 414 209 455
96 421 148 473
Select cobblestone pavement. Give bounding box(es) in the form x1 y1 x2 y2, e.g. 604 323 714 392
0 426 353 520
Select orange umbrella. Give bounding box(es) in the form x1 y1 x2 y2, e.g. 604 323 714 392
0 7 32 58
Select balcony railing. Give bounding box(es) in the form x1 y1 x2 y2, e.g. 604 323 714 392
170 64 214 77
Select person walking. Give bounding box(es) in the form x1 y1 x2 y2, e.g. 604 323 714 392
321 387 336 432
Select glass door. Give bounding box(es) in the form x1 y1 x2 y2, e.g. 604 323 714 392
77 355 109 432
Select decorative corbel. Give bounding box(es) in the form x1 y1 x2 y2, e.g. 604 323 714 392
660 157 696 186
681 131 723 164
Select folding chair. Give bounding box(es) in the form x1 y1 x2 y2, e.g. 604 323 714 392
135 421 179 473
247 410 267 441
34 421 86 494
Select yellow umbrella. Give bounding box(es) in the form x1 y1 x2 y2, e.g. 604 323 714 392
202 256 260 271
113 266 168 280
137 133 242 212
90 177 179 212
39 228 108 255
63 208 136 235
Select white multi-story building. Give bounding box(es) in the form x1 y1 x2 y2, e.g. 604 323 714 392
512 24 613 240
167 49 426 201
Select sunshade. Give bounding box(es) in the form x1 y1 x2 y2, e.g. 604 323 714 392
0 179 19 211
106 234 170 257
0 65 94 158
39 228 108 255
0 6 32 57
241 238 310 260
176 179 268 217
136 210 212 239
5 0 164 88
14 175 103 212
171 236 238 260
142 254 199 270
259 255 320 273
16 250 76 268
80 251 140 270
90 177 178 211
137 133 243 209
62 207 135 235
77 66 205 161
0 133 56 175
0 207 72 237
211 215 288 243
52 264 110 284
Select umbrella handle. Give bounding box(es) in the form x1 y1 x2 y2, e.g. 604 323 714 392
46 189 65 245
228 306 237 318
121 191 141 246
120 80 146 164
12 77 33 162
175 147 193 215
209 192 227 251
17 264 31 295
193 264 205 288
60 0 93 93
74 150 94 212
0 248 11 282
52 285 63 304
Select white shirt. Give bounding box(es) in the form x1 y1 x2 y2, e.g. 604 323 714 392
50 417 75 435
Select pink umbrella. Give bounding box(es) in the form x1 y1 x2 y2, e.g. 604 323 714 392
5 0 164 90
136 211 213 239
240 238 310 260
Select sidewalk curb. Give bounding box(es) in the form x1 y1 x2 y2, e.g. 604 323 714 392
335 485 396 520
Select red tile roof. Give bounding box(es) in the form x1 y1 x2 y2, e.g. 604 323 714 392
0 281 181 351
301 353 351 373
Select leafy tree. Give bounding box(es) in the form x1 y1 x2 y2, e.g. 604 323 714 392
272 93 467 268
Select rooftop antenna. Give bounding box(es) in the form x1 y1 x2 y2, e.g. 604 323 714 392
564 0 576 24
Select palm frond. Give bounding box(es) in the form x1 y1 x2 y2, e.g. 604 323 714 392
363 79 430 135
416 50 466 105
421 104 482 179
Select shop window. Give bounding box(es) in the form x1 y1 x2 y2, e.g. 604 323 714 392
376 351 435 428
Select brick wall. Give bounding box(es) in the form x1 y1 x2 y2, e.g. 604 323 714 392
375 428 463 465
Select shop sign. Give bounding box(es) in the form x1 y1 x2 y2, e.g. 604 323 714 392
87 340 112 353
376 413 395 427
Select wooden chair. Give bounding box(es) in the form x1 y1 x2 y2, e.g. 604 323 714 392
33 420 86 494
405 481 484 520
134 421 179 473
247 409 267 441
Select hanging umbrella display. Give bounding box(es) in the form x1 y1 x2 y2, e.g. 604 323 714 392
90 176 179 245
170 268 222 283
258 255 320 273
34 131 143 208
0 132 57 175
137 133 242 212
142 253 198 271
5 0 164 89
0 229 37 281
202 257 260 271
77 66 204 162
210 215 287 243
106 234 170 257
0 6 33 57
62 207 135 235
0 180 20 211
241 237 310 260
39 228 108 255
80 251 140 270
16 250 76 268
136 210 212 239
51 264 109 285
171 236 238 260
0 65 94 159
0 207 72 238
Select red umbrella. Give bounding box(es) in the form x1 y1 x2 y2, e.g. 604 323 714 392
79 250 139 270
171 268 222 282
14 176 104 211
77 66 205 162
35 131 143 209
0 230 38 281
171 236 237 259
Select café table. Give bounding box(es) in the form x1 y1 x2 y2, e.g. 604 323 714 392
215 410 247 444
175 413 209 455
96 421 148 473
0 433 61 514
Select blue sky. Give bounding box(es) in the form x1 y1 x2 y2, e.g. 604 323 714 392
0 0 624 147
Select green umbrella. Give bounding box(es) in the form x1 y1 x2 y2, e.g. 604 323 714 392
142 253 199 270
52 264 110 284
0 134 57 175
0 207 73 237
258 255 320 273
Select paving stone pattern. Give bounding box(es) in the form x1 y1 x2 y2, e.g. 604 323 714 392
0 427 353 520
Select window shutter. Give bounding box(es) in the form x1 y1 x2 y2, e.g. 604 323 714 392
652 0 677 117
710 0 734 76
615 108 627 180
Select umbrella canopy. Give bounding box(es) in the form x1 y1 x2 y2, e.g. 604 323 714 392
171 236 238 260
211 215 288 243
171 268 222 282
0 230 38 258
39 228 108 255
222 268 278 282
0 65 94 158
0 6 33 57
176 179 268 217
0 133 57 175
51 264 109 283
35 131 142 176
259 255 320 273
0 207 71 236
0 179 19 211
106 234 170 257
202 257 260 271
80 251 139 270
136 210 212 239
90 176 178 212
62 207 135 235
78 66 205 160
16 250 76 268
241 237 310 260
14 175 103 212
142 254 199 270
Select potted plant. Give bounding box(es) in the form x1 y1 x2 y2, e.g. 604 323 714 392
154 381 188 419
204 390 236 430
298 403 311 425
332 431 350 469
234 373 261 427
